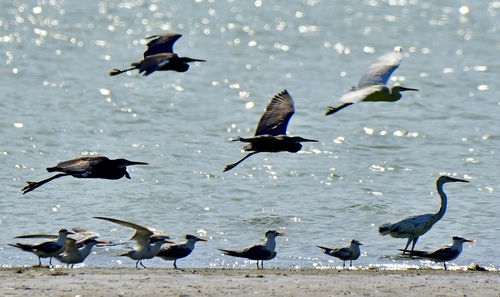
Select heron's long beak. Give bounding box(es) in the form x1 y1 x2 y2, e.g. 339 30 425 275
298 137 318 143
126 161 149 166
449 177 469 183
184 57 206 63
400 87 419 92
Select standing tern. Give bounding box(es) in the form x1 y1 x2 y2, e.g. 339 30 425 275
325 50 418 116
156 234 208 268
401 236 474 270
22 156 148 194
379 176 469 254
94 217 174 268
219 230 285 269
9 229 74 266
317 239 363 268
55 229 109 268
224 90 317 172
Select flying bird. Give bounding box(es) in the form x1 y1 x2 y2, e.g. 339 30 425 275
142 33 182 57
9 229 74 266
379 176 469 254
317 239 363 268
94 217 174 268
325 50 418 116
219 230 285 269
224 90 317 172
21 156 148 195
156 234 208 268
401 236 474 270
55 229 109 268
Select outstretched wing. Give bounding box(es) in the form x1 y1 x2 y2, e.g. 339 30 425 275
48 157 108 176
358 51 403 88
255 90 295 136
93 216 154 244
138 53 176 75
143 33 182 57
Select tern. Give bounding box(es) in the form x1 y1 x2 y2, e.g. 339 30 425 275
156 234 208 268
317 239 363 268
379 176 469 254
94 217 174 268
21 156 148 194
219 230 285 269
55 229 109 268
401 236 474 270
9 229 74 266
224 90 317 172
325 50 418 116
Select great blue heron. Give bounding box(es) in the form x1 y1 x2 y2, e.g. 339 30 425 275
21 156 148 195
224 90 317 172
326 50 418 115
402 236 474 270
156 234 208 269
317 239 363 268
379 176 469 254
219 230 286 269
94 217 174 268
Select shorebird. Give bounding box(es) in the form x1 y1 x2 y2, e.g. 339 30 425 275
219 230 285 269
9 229 74 266
55 229 109 268
109 33 205 76
401 236 474 270
379 176 469 254
325 50 418 116
156 234 208 268
94 217 174 268
317 239 363 268
21 156 148 194
224 90 317 172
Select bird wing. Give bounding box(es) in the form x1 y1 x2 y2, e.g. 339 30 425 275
93 217 154 245
157 244 190 259
255 90 295 136
380 213 435 237
138 53 176 74
63 238 78 254
357 51 403 88
143 33 182 57
241 244 273 260
72 228 99 240
339 85 386 103
48 157 107 176
14 234 58 239
330 247 350 259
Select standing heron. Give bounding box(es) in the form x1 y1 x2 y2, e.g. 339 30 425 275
94 217 174 268
156 234 208 269
109 33 205 76
224 90 317 172
402 236 474 270
55 229 109 268
219 230 285 269
21 156 148 195
317 239 363 268
325 50 418 116
379 176 469 254
9 229 74 266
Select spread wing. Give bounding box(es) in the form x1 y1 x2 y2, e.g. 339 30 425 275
48 157 107 176
357 51 403 88
138 53 177 74
255 90 294 136
93 216 154 245
143 33 182 57
14 234 58 239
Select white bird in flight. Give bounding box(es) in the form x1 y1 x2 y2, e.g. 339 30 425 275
378 176 469 254
325 50 418 116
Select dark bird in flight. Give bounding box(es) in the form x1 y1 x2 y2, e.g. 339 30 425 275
157 234 208 268
109 33 205 76
219 230 285 269
21 156 148 194
223 90 317 172
318 239 363 268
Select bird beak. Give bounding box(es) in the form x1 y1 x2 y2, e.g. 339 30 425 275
165 240 176 244
197 238 208 242
96 241 110 244
276 232 286 237
299 138 318 143
449 177 469 183
400 87 419 92
464 239 474 243
126 161 149 166
358 242 363 245
186 58 206 62
67 231 75 235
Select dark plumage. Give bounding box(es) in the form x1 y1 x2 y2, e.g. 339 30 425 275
21 156 148 194
157 234 207 268
318 239 363 268
223 90 317 172
143 33 182 57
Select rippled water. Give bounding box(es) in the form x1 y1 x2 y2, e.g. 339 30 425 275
1 0 499 270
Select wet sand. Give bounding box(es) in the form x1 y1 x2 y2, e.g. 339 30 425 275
0 267 498 296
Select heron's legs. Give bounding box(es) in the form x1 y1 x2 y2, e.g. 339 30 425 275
22 173 68 195
325 103 353 116
223 152 259 172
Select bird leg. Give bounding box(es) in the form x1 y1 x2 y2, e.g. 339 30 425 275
135 260 140 269
410 237 419 252
223 152 259 172
443 262 447 271
109 66 137 76
325 103 353 116
37 257 42 267
350 260 353 267
49 257 53 266
401 238 413 255
22 173 68 195
139 261 147 268
256 261 260 269
173 259 178 269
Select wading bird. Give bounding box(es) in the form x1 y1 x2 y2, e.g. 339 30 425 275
224 90 317 172
325 50 418 116
142 33 182 57
9 229 74 266
401 236 474 270
21 156 148 195
379 176 469 254
94 217 174 268
55 229 109 268
219 230 285 269
156 234 208 268
317 239 363 268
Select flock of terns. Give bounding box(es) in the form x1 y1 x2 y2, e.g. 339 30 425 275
12 33 474 270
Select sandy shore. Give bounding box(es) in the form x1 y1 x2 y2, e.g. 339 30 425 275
0 267 498 296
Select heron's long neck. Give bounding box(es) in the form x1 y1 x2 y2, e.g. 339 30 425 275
265 236 277 251
433 181 448 222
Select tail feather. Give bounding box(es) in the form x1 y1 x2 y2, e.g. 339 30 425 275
219 249 244 258
317 245 333 253
399 249 429 257
9 243 34 252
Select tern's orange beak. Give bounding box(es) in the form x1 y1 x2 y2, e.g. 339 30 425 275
165 240 176 244
276 232 286 237
464 239 474 243
197 238 208 242
96 241 110 244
